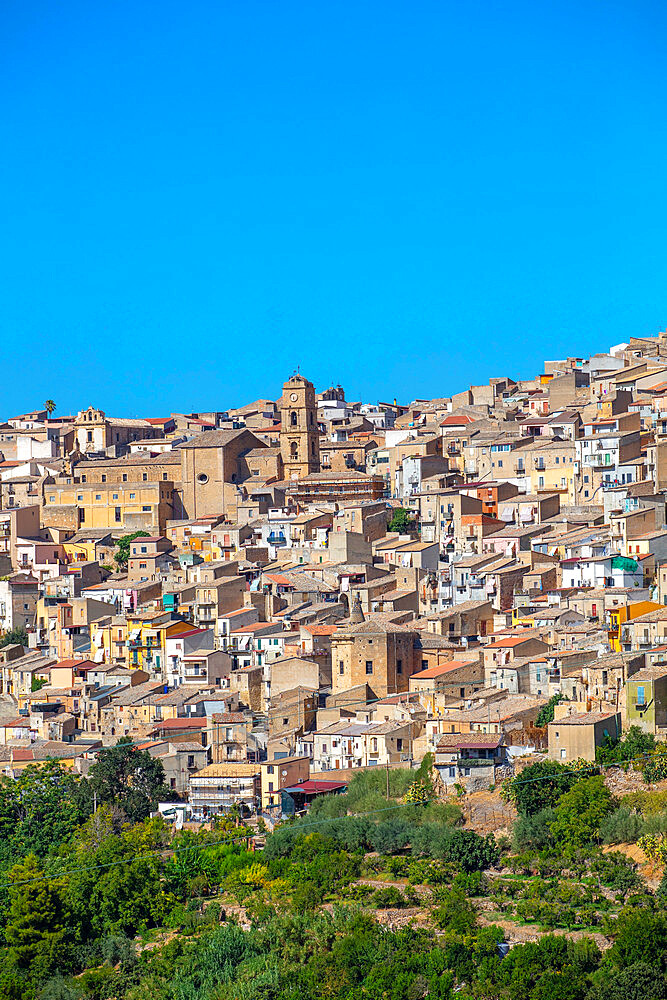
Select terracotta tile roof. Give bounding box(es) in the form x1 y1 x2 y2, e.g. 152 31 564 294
488 635 541 648
232 622 279 633
551 712 619 726
439 414 476 426
436 733 504 750
149 718 207 731
410 659 474 679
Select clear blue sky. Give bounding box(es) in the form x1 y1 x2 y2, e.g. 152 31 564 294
2 0 666 417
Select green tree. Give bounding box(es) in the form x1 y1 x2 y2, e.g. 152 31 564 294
502 760 585 817
493 934 601 1000
536 693 566 728
549 775 615 848
387 507 413 534
113 532 150 571
596 725 656 766
87 738 171 821
5 856 69 972
44 401 56 417
0 761 91 863
63 810 173 941
601 962 667 1000
0 626 28 650
605 909 667 972
431 886 477 933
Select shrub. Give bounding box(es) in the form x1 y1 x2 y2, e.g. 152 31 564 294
368 818 411 854
404 780 430 805
502 761 585 817
592 853 642 895
549 776 615 848
600 807 646 845
512 807 555 851
637 833 667 863
622 790 667 815
371 886 408 908
431 886 477 933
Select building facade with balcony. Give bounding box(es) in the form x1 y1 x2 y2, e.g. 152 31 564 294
434 732 507 788
188 762 260 818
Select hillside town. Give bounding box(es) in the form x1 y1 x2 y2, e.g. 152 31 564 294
3 333 667 822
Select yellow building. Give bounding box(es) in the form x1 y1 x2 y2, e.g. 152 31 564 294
528 443 576 503
90 617 128 665
608 601 663 652
63 531 115 565
125 612 196 675
44 482 176 534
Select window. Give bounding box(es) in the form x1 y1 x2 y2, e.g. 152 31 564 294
142 473 148 481
396 658 402 674
112 493 119 500
95 494 101 501
129 493 135 499
339 660 344 675
365 660 373 674
267 764 274 774
114 507 121 522
560 749 566 759
163 472 168 480
397 738 403 751
140 546 147 553
268 781 274 791
142 505 151 512
122 474 128 482
637 686 646 706
86 431 93 442
49 496 55 502
282 717 288 726
77 494 83 501
101 474 106 482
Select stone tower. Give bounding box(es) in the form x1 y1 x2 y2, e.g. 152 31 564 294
280 373 320 480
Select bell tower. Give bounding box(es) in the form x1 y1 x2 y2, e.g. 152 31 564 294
280 373 320 480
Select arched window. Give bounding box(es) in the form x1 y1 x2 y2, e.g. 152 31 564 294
290 411 298 427
290 442 298 459
311 440 315 456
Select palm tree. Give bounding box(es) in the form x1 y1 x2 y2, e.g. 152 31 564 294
44 400 56 417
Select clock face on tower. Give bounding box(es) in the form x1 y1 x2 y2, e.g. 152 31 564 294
290 393 298 402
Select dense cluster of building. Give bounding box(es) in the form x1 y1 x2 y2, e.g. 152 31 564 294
3 336 667 817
